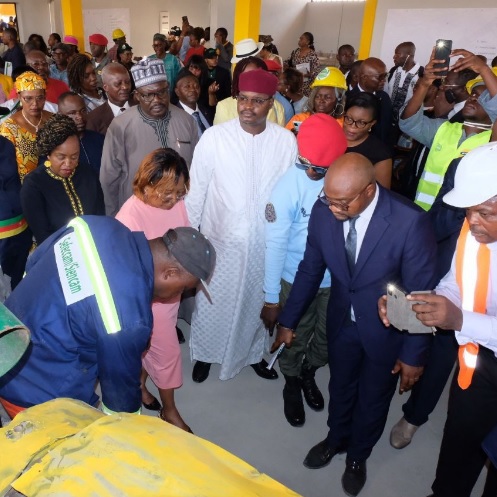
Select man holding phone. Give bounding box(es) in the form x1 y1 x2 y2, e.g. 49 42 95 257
272 153 437 496
399 48 497 212
379 142 497 497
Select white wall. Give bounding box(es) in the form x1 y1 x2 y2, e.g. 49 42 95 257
303 2 364 58
81 0 210 57
208 0 363 65
13 0 211 57
209 0 235 46
14 0 52 42
260 0 307 60
371 0 497 61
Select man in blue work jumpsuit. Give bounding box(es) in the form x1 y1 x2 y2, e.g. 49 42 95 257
0 216 215 417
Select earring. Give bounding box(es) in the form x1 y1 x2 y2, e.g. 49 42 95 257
44 160 51 168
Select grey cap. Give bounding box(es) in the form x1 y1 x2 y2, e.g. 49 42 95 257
163 227 216 297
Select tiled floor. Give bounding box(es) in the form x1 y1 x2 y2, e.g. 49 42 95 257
141 320 487 497
1 320 488 497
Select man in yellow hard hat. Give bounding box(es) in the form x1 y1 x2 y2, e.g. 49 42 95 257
108 28 126 63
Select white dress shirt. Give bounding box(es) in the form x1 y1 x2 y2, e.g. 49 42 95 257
108 100 130 117
436 240 497 357
343 185 380 320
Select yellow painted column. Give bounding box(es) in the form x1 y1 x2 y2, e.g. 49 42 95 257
358 0 378 59
233 0 261 44
61 0 85 52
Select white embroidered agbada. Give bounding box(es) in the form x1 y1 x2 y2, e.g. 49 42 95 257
186 118 297 380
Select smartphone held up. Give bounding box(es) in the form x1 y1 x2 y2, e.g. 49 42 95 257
433 39 452 77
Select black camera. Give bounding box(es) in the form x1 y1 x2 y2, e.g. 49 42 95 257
169 26 181 37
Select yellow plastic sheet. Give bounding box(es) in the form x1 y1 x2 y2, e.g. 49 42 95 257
1 399 301 497
0 398 102 496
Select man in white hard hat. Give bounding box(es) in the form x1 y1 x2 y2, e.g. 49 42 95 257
379 141 497 497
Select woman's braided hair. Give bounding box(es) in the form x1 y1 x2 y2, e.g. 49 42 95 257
67 53 92 93
37 114 78 156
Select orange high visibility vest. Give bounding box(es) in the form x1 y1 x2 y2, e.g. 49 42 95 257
455 219 490 389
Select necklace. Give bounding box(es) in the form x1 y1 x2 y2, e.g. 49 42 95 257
21 110 43 132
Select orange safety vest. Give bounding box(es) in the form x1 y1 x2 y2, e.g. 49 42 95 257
455 219 490 389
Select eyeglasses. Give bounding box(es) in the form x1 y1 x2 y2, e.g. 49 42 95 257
20 94 45 104
343 115 375 129
318 183 371 211
237 95 272 106
154 187 188 203
136 88 169 102
52 51 65 56
295 161 328 175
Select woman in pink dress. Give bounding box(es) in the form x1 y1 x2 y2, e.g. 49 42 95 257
116 148 191 432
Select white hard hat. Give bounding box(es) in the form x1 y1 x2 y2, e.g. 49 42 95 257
443 142 497 208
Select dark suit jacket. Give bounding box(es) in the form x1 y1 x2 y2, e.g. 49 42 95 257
174 101 215 127
86 99 136 135
86 102 114 135
278 185 438 367
346 86 394 150
429 157 465 280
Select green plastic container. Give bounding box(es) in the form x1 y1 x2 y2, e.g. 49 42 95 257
0 303 30 377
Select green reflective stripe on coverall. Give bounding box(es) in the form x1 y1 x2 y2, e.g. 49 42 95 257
68 218 121 334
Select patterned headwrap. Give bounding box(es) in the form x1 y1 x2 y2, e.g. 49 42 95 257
15 71 46 93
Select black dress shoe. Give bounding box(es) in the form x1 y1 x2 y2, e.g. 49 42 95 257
250 359 279 380
283 375 305 427
176 326 185 344
142 396 162 411
192 361 211 383
303 439 345 469
342 460 367 496
301 359 324 411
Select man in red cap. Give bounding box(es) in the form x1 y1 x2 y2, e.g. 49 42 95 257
89 33 109 87
186 69 298 383
261 114 347 427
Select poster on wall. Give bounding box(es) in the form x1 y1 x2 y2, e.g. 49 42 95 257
380 9 497 67
83 8 131 50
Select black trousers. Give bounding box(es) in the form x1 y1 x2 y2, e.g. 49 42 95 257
432 346 497 497
326 322 398 462
402 331 458 426
0 228 32 290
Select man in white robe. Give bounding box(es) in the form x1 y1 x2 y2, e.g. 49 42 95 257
186 69 297 381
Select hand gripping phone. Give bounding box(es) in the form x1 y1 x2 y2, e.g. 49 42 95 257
433 39 452 78
386 284 434 334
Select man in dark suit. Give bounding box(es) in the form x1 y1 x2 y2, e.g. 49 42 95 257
346 58 393 150
86 63 133 135
272 153 437 496
58 92 105 174
174 69 214 135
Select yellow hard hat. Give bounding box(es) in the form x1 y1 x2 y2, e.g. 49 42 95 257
112 28 125 39
465 67 497 94
311 66 347 90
